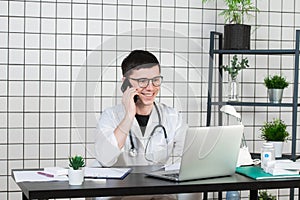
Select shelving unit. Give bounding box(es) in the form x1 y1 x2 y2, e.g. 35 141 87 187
206 30 300 199
206 30 300 160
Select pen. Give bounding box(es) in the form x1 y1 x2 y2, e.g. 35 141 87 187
37 171 54 178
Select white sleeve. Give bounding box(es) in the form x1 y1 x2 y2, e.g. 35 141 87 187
94 108 123 167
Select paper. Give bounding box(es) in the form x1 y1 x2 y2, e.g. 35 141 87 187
84 167 132 179
264 160 300 175
270 160 300 170
13 171 68 183
44 167 68 176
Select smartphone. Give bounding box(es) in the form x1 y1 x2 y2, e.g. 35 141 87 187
121 78 138 103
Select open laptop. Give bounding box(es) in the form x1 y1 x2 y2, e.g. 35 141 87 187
146 125 244 182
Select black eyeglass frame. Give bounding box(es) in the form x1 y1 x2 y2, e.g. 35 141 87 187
128 75 163 88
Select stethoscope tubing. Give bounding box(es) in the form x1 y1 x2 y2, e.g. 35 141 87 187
129 102 167 158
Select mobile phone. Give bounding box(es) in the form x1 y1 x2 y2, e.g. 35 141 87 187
121 78 138 102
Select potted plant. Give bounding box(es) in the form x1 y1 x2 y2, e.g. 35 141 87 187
264 75 289 103
260 118 289 158
222 55 250 101
202 0 259 50
258 190 276 200
68 155 85 185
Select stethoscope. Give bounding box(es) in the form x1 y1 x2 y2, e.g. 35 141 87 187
129 102 168 157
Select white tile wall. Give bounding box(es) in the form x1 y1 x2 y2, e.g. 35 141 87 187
1 0 300 199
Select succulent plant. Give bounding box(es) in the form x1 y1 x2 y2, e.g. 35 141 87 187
69 155 85 170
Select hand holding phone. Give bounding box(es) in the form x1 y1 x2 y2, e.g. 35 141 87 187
121 78 138 103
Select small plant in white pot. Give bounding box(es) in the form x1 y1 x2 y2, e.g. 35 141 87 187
260 118 289 158
264 75 289 103
68 155 85 185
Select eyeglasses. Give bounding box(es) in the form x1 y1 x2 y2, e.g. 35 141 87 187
128 76 163 88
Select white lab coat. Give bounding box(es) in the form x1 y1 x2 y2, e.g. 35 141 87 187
93 102 201 200
94 102 186 167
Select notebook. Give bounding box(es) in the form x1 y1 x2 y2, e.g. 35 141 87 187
146 125 244 182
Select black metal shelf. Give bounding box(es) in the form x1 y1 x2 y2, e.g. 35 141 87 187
207 30 300 200
213 49 297 55
207 30 300 163
211 101 300 107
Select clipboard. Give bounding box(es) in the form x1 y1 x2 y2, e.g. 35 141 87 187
84 167 132 179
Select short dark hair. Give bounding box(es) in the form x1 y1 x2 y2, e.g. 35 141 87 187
121 50 160 76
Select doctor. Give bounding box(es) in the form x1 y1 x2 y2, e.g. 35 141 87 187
94 50 201 199
95 50 186 167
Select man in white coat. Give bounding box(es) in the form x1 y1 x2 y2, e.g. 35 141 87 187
94 50 201 200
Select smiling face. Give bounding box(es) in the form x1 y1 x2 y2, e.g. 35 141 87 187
128 65 161 107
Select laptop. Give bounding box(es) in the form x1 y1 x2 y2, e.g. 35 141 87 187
146 125 244 182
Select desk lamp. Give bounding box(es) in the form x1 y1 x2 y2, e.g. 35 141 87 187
220 105 253 166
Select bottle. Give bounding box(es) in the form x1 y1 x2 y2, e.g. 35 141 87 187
226 191 240 200
261 143 275 171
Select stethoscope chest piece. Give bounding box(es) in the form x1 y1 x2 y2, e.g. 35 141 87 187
129 148 137 157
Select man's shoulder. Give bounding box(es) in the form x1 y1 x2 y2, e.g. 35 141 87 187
103 104 124 114
156 102 179 114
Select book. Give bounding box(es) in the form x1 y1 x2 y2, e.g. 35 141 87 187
236 166 300 180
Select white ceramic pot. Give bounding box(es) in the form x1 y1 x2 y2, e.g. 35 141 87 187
268 141 283 158
68 168 84 185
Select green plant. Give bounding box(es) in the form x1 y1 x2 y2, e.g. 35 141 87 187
202 0 259 24
69 155 85 170
258 190 276 200
260 118 289 142
264 75 289 89
222 55 249 80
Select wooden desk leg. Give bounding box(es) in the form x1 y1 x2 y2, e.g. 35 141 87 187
22 193 28 200
250 190 258 200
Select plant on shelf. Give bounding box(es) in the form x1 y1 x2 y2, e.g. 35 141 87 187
258 190 276 200
222 55 250 80
221 55 250 101
260 118 289 158
264 75 289 103
68 155 85 185
264 75 289 89
202 0 258 24
202 0 259 49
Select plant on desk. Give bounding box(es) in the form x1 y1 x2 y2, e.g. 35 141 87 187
260 118 289 158
264 74 289 103
258 190 276 200
68 155 85 185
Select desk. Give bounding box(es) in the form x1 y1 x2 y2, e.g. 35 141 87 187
13 166 300 200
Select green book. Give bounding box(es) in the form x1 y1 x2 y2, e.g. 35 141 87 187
236 166 300 180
